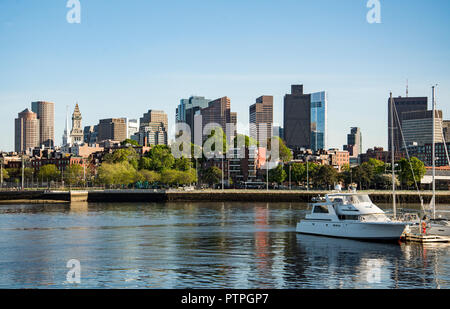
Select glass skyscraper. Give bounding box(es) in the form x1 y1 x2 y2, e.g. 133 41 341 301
284 85 327 151
310 91 327 151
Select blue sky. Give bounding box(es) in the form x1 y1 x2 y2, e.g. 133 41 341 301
1 0 449 152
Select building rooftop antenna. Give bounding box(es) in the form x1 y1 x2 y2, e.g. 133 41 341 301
406 79 409 97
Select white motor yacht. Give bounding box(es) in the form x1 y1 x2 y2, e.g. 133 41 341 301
296 193 407 241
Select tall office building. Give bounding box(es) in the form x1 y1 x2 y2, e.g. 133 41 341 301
199 97 236 142
133 110 168 146
31 101 55 148
140 110 168 131
97 118 128 143
284 85 327 151
401 110 444 147
15 109 40 153
344 127 362 157
70 104 83 145
388 96 427 152
176 96 211 123
126 119 139 139
443 120 450 142
249 96 273 143
83 125 98 145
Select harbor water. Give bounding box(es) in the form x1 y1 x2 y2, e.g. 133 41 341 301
0 202 449 289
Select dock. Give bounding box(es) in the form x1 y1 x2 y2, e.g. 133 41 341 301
402 233 450 243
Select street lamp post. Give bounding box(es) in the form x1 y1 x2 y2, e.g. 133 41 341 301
289 163 292 190
1 159 3 189
306 156 309 192
21 156 25 191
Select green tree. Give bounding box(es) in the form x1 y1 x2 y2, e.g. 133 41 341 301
352 164 371 190
38 164 61 182
313 165 339 189
121 139 140 147
1 168 9 180
267 164 287 184
139 170 161 184
266 137 292 163
233 134 258 148
398 157 426 188
64 164 84 186
146 145 175 172
287 163 306 184
160 169 179 186
305 162 320 188
174 157 192 171
204 127 228 155
98 161 140 187
202 166 222 186
174 169 197 186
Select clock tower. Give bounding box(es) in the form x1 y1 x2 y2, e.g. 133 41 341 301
70 104 83 145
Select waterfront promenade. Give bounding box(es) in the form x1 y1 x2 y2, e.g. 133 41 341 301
1 189 449 204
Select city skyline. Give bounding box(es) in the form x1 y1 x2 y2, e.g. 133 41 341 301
1 0 449 151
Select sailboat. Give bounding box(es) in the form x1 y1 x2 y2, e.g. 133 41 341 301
422 86 450 236
398 86 450 239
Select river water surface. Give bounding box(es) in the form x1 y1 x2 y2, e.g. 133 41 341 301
0 202 449 289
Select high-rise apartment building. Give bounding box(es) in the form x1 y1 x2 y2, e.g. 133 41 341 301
15 109 40 153
388 96 427 152
249 96 273 143
97 118 128 143
31 101 55 148
284 85 327 151
70 104 83 145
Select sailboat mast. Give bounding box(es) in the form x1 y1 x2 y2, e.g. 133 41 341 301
390 92 396 219
432 86 436 219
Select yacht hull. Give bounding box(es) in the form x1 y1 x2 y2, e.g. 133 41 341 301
296 220 407 241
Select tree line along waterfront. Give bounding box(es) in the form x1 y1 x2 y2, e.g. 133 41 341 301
1 135 428 192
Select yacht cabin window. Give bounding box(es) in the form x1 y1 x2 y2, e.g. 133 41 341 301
313 206 329 214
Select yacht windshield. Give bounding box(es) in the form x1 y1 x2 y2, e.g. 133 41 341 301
330 195 372 205
351 195 372 204
359 214 389 222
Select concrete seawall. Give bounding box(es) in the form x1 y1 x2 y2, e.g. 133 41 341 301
1 190 450 204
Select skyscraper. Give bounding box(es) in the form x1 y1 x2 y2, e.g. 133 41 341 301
199 97 235 142
284 85 327 151
70 104 83 145
388 96 427 152
97 118 128 143
176 96 211 123
31 101 55 148
134 110 168 146
249 96 273 143
344 127 362 157
401 110 444 147
15 109 40 153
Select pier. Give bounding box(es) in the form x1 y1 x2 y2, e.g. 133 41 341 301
1 190 450 204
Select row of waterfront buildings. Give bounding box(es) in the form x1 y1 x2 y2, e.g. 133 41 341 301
8 83 450 185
